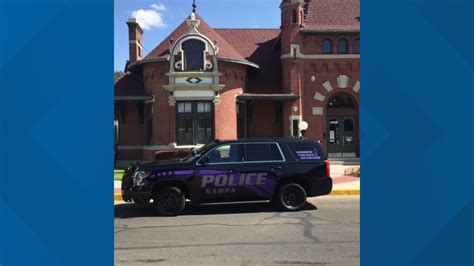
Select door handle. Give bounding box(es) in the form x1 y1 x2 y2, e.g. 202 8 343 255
228 169 238 173
270 166 282 171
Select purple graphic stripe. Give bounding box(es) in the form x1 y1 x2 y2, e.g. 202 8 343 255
198 170 228 175
260 179 276 195
174 170 194 175
245 185 266 197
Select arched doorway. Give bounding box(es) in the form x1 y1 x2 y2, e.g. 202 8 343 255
326 93 359 158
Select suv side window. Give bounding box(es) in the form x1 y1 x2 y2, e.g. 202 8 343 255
205 144 239 164
244 143 284 162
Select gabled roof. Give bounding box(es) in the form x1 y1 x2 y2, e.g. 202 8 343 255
215 29 280 59
304 0 360 31
144 14 249 64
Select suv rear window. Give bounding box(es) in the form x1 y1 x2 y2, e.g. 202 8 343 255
286 141 323 161
244 143 283 162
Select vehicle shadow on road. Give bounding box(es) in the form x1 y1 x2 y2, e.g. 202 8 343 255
114 202 317 218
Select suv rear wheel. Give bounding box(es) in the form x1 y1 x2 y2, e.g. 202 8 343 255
153 186 186 216
274 183 307 211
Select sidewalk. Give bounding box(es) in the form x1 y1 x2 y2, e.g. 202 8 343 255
114 162 360 201
329 162 360 195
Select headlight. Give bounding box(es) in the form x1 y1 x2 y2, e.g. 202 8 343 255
133 171 151 187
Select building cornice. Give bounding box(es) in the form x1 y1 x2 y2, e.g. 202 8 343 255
299 29 360 34
127 56 260 71
281 53 360 60
114 95 153 101
126 57 168 70
217 57 260 70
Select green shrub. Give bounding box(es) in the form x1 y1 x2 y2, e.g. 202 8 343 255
114 169 124 180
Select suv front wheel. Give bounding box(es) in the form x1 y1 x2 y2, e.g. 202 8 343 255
153 186 186 216
274 183 307 211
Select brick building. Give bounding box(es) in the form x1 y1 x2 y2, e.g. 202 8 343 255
114 0 360 166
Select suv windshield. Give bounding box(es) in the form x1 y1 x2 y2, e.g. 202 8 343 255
181 142 217 162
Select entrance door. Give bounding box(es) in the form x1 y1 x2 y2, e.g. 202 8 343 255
176 101 214 145
327 116 357 157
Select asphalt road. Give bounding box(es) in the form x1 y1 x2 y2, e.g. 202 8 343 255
115 196 360 266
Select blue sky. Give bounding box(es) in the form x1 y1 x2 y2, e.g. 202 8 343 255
114 0 281 71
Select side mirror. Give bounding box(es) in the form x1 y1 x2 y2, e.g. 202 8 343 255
190 147 197 156
199 156 210 165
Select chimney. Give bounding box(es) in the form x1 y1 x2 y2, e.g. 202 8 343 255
126 18 143 63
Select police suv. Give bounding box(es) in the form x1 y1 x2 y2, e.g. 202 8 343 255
121 139 332 216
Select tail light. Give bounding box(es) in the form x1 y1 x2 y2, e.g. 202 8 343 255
325 160 330 177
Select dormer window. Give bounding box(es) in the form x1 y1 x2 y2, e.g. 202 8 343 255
172 36 215 72
182 39 206 71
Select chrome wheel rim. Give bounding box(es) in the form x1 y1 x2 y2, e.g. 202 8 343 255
282 186 305 208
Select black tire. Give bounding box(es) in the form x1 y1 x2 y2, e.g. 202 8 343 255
153 186 186 216
274 183 307 211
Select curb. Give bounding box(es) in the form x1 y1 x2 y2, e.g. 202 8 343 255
329 188 360 196
114 189 360 201
114 193 122 201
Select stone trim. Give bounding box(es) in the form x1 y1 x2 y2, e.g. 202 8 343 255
281 53 360 60
129 40 143 49
323 81 333 92
314 92 326 102
353 81 360 93
163 84 225 92
337 75 349 89
289 115 303 137
312 107 323 115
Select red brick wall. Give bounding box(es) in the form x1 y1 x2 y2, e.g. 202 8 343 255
279 29 360 153
214 62 246 140
143 62 175 145
300 59 360 151
117 148 143 161
118 101 146 145
301 34 360 54
248 101 282 137
140 61 246 145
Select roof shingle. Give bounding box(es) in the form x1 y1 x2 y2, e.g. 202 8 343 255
114 71 150 98
304 0 360 31
216 29 283 94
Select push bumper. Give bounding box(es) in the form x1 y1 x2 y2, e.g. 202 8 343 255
121 189 152 203
308 176 333 197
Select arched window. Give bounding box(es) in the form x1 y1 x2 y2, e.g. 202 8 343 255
337 38 349 54
182 39 205 71
353 39 360 54
322 39 333 54
292 9 298 24
328 93 356 109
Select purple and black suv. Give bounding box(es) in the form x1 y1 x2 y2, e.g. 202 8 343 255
121 138 332 216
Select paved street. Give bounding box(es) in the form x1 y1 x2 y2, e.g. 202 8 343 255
115 196 359 265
